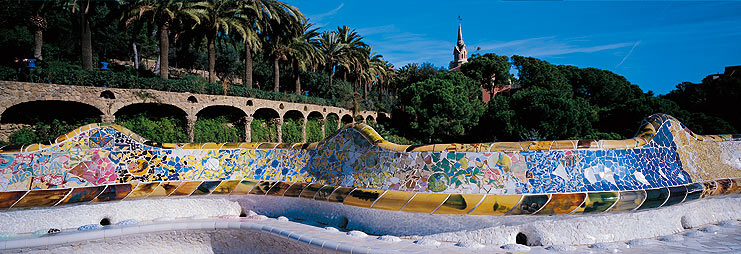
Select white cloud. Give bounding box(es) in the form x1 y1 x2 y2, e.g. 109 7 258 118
308 3 344 22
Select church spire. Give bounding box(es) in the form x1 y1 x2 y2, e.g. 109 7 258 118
450 21 468 69
458 23 464 44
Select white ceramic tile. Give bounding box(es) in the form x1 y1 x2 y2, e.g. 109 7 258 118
239 223 260 231
321 240 340 252
308 238 326 248
199 221 216 231
120 225 140 235
227 221 241 229
170 222 189 231
336 243 354 253
46 233 76 246
72 231 103 242
184 221 202 230
4 239 28 250
102 227 123 239
351 246 371 254
156 222 173 232
137 224 159 233
214 221 229 229
288 232 302 241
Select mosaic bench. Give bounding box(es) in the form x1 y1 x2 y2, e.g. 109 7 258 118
0 113 739 216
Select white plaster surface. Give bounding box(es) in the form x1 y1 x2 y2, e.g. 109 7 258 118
5 229 331 254
0 198 240 233
0 213 738 254
229 194 741 246
2 194 741 253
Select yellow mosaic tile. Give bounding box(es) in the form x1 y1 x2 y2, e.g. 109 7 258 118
433 194 485 214
313 185 337 201
299 183 325 199
535 193 585 215
250 181 277 195
200 143 221 149
170 181 202 196
343 189 385 208
12 189 71 208
370 190 416 211
149 181 182 197
283 183 310 197
266 182 294 196
550 140 576 150
489 142 524 152
125 182 160 199
327 187 354 203
468 195 523 216
238 143 260 149
231 179 259 195
400 193 450 213
211 180 241 195
527 141 553 151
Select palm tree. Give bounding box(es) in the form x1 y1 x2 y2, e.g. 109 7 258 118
287 21 321 95
29 1 54 61
261 10 305 93
192 0 246 83
64 0 94 70
335 26 368 92
237 0 301 89
316 31 347 88
123 0 201 79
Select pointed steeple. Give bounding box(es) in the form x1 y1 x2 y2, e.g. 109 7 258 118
457 23 464 44
450 23 468 69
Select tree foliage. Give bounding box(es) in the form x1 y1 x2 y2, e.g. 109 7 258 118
397 72 483 143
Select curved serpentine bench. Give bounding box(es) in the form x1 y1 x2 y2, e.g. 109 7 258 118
0 113 739 216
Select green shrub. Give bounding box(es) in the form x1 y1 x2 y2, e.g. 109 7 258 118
325 115 339 137
115 114 187 143
251 119 277 142
306 119 323 142
194 117 243 143
0 65 17 81
8 127 37 145
5 119 96 146
25 63 353 109
281 118 303 143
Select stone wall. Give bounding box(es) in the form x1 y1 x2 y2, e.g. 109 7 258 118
0 123 28 142
0 81 390 142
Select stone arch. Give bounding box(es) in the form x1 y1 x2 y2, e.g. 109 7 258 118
366 115 376 123
325 113 340 137
377 113 391 125
114 103 188 120
341 114 354 125
194 105 248 143
114 103 189 142
100 90 115 99
1 100 104 124
306 111 325 142
187 95 198 103
354 115 365 123
282 110 305 143
251 108 281 143
109 101 188 121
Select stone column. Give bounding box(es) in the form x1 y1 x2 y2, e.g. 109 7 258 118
243 116 253 142
320 118 326 139
100 114 115 124
274 118 283 143
301 116 307 143
186 115 197 143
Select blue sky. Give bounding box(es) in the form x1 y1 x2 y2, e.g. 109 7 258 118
286 0 741 94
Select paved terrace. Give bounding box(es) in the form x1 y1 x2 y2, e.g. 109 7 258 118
0 81 389 142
